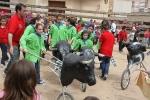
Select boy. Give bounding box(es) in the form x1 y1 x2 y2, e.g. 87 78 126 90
0 17 9 67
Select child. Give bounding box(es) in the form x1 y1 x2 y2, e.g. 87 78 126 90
143 28 150 47
71 30 93 50
75 24 94 43
118 26 127 53
94 26 101 45
0 59 41 100
20 17 44 57
20 23 46 84
65 18 76 42
48 15 66 48
0 17 9 67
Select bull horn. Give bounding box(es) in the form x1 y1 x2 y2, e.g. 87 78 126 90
98 53 105 57
76 52 83 55
49 47 57 51
82 59 93 64
122 41 129 45
94 61 102 64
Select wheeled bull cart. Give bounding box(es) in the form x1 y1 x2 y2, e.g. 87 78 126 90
25 51 86 100
121 61 147 90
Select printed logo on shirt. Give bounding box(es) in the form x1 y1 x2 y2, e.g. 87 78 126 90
19 24 22 28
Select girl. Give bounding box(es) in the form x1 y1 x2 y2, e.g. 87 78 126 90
48 15 66 48
71 30 93 50
143 28 150 47
20 17 44 57
65 18 76 42
75 24 94 43
20 23 46 84
0 17 9 67
94 26 101 45
0 59 41 100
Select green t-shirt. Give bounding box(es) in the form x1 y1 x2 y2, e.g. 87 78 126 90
49 23 66 47
20 33 45 63
71 39 94 50
65 25 76 41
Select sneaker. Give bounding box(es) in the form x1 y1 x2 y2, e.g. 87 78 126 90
98 75 103 79
2 72 6 76
5 59 10 62
103 75 107 80
38 79 45 84
0 64 5 68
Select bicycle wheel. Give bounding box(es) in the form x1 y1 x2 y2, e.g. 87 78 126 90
57 92 74 100
81 83 86 92
121 69 130 90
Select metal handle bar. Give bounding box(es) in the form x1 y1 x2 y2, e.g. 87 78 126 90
26 51 58 66
45 52 63 64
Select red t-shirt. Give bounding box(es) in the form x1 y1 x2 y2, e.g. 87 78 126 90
5 13 25 46
118 30 127 41
99 30 115 57
144 32 150 38
76 25 82 33
0 26 8 43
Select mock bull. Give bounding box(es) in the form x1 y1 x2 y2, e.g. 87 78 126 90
60 46 105 86
124 42 146 69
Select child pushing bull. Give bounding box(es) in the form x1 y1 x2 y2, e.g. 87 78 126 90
20 23 46 84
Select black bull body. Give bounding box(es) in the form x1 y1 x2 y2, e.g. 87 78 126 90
124 42 146 69
60 46 104 87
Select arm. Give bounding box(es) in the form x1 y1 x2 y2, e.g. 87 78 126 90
48 24 54 44
71 39 80 50
75 30 82 40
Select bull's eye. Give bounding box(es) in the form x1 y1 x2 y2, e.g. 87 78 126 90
137 45 140 48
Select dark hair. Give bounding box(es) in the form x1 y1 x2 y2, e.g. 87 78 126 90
101 24 108 30
81 23 85 27
78 20 81 23
101 19 109 26
35 23 43 29
84 96 100 100
122 26 126 30
0 17 7 21
30 17 43 24
81 30 89 39
15 3 26 12
88 24 94 30
67 18 75 27
56 14 63 19
48 19 54 24
1 59 37 100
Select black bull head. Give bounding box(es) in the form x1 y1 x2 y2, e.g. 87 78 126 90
123 41 146 69
60 46 106 86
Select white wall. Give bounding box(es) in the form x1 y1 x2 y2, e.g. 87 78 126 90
113 0 132 13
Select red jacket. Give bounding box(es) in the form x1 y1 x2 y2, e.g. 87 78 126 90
118 30 127 41
0 26 8 43
76 25 82 33
99 30 115 57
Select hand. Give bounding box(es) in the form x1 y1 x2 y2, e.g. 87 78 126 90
41 49 46 54
9 46 14 55
22 49 28 53
48 39 52 44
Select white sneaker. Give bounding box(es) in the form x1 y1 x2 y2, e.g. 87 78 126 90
0 64 5 68
2 72 6 76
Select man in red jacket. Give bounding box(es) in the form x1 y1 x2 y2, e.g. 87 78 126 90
3 3 26 74
118 26 127 52
98 24 115 80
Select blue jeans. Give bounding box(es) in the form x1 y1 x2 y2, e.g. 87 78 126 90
32 61 41 83
4 46 20 73
100 57 111 77
0 43 9 65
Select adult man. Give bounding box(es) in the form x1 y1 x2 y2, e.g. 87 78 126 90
98 24 115 80
110 21 116 35
3 3 26 74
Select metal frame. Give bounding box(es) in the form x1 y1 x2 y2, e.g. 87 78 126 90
26 51 71 100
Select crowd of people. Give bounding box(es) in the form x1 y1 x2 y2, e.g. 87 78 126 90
0 2 149 100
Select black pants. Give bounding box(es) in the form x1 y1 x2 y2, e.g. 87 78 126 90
119 41 125 51
42 40 50 58
0 43 9 65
